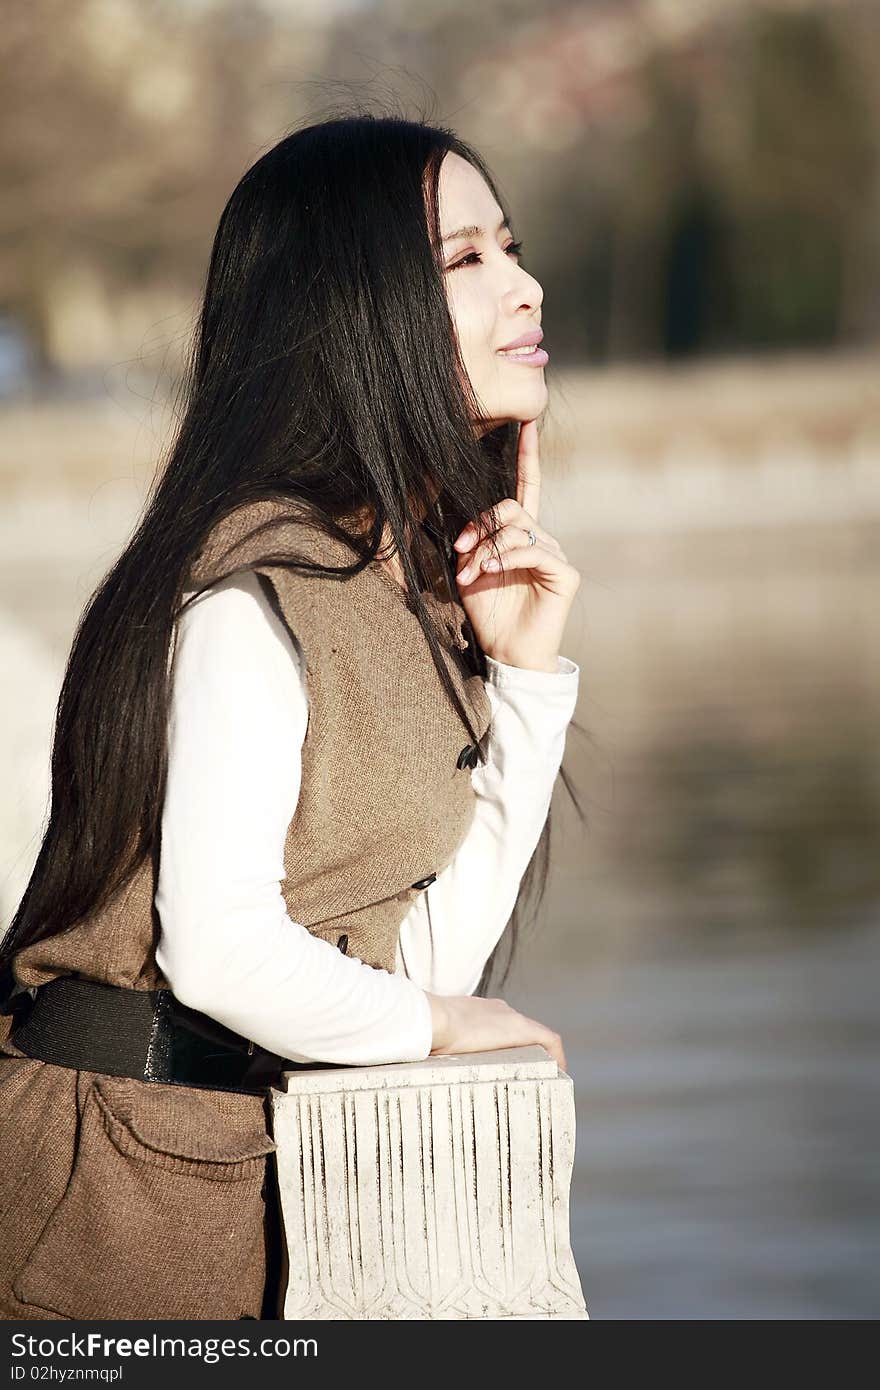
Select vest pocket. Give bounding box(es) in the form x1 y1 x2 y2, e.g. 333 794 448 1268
12 1074 277 1321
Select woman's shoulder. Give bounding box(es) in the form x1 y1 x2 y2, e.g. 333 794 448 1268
187 497 327 590
178 570 305 674
181 567 271 610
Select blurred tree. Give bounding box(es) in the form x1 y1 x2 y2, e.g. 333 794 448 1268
0 0 329 373
725 5 876 350
660 183 736 357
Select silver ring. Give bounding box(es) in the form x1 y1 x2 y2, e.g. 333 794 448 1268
526 528 537 547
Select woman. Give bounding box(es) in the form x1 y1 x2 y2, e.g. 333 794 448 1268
0 112 584 1321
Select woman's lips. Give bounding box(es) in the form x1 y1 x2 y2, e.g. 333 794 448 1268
496 344 549 366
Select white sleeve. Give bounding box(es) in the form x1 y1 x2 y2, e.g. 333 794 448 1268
154 571 433 1066
394 654 580 996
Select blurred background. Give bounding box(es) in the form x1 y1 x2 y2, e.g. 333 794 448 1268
1 0 878 1319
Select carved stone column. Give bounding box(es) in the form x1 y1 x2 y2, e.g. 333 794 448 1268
269 1045 589 1320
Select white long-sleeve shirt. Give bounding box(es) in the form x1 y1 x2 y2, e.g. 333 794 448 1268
154 571 579 1066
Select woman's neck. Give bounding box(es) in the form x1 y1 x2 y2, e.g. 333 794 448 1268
381 547 407 589
351 501 440 593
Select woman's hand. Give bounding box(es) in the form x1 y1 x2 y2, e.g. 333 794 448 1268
452 418 580 671
425 990 567 1072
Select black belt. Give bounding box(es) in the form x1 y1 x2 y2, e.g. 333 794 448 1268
2 974 338 1095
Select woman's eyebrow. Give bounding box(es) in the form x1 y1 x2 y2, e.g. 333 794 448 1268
442 216 511 243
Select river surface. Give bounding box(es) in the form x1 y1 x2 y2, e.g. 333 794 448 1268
512 920 880 1319
503 486 880 1320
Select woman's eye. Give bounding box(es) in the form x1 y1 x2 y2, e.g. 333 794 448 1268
450 240 525 271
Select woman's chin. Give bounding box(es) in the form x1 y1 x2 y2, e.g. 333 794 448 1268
503 380 549 420
475 398 548 434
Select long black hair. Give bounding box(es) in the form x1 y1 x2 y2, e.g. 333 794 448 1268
1 106 586 999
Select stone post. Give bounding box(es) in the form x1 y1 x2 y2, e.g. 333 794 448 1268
269 1045 589 1320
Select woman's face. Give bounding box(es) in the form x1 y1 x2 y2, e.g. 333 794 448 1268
437 151 547 434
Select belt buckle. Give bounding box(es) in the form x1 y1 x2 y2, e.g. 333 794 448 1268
154 989 279 1093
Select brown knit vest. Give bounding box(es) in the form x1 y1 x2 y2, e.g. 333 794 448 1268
7 499 492 1002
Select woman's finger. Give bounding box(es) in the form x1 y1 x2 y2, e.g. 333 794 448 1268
454 496 554 554
458 525 565 582
515 418 541 521
475 542 580 593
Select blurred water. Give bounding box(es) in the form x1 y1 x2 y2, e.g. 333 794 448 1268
502 474 880 1319
513 919 880 1319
